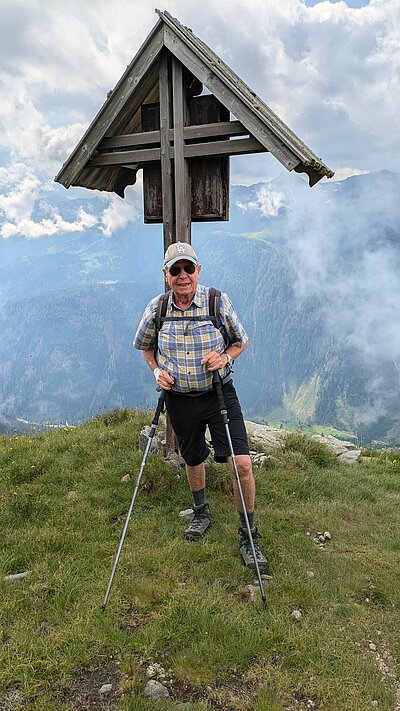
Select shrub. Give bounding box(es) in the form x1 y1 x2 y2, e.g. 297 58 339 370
283 432 337 469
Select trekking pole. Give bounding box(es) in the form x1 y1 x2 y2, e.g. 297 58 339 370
101 389 166 611
212 372 266 609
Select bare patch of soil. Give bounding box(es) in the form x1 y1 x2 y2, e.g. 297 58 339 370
58 657 122 710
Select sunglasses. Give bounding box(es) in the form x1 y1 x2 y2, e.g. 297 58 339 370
169 263 196 277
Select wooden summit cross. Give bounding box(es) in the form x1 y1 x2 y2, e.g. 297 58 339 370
55 9 334 450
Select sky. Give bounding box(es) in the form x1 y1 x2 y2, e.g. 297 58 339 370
0 0 399 240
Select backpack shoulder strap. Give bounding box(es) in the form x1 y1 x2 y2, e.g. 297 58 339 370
154 291 170 356
209 287 229 349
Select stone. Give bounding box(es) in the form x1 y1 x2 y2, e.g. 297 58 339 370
99 683 112 695
247 583 260 602
144 679 170 699
307 571 315 579
146 663 166 678
369 642 377 652
291 608 302 622
179 508 193 519
244 421 286 450
139 427 164 453
337 449 361 464
4 571 30 582
324 531 332 540
164 452 184 469
121 474 130 482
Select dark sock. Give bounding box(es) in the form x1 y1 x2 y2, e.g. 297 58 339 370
192 487 206 508
240 511 254 530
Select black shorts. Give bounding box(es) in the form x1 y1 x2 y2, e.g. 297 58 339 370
165 381 249 466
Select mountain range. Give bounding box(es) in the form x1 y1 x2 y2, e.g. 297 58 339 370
1 170 399 445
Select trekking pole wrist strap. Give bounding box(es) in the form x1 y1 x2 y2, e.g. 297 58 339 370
153 367 161 381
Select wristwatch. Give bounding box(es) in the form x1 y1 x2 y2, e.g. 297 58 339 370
225 352 234 367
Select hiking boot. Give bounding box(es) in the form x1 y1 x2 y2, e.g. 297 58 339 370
238 526 269 573
185 504 211 541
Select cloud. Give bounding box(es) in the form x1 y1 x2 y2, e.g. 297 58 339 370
283 173 400 369
0 204 98 239
99 187 142 237
236 185 285 217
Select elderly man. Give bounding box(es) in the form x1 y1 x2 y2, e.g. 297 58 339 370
134 242 268 572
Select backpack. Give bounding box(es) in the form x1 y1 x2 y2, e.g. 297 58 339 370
153 287 230 357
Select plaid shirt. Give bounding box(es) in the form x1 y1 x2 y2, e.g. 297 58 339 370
133 284 248 393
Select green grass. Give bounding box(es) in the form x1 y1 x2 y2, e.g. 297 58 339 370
0 409 399 710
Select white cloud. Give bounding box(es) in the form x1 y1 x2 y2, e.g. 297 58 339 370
236 186 285 217
100 187 142 237
1 206 98 239
0 170 40 221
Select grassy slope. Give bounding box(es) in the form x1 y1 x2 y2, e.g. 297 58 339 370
0 410 399 711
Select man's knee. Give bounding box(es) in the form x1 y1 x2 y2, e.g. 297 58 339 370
232 454 254 481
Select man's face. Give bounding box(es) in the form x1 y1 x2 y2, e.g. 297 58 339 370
164 260 201 299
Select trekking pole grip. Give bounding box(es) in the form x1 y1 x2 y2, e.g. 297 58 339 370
153 389 166 425
212 371 228 419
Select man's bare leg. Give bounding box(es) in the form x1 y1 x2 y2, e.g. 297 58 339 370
228 454 255 520
185 462 206 494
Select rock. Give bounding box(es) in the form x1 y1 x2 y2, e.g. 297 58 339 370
251 452 277 467
144 679 170 699
121 474 130 482
146 663 166 679
369 642 377 652
244 421 285 450
179 508 193 519
310 434 357 455
99 683 113 695
324 531 332 541
247 583 260 601
139 427 164 454
164 452 184 471
4 571 31 582
307 571 315 579
337 449 361 464
291 608 302 622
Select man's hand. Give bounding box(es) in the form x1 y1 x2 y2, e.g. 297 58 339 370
155 369 175 390
201 351 226 371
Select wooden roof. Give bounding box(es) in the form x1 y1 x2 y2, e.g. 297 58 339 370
55 10 334 195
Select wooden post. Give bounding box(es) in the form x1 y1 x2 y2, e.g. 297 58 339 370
159 53 177 453
159 53 174 251
172 58 191 244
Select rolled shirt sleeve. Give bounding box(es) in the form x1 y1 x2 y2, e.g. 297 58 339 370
133 295 160 351
220 292 248 348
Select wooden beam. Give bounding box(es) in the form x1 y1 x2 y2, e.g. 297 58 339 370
99 120 248 150
172 58 190 243
185 137 264 159
159 53 174 249
89 147 161 166
88 136 265 167
184 120 247 141
101 131 161 149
